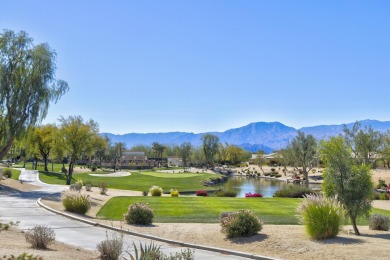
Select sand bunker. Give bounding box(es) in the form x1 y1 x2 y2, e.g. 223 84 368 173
89 171 131 177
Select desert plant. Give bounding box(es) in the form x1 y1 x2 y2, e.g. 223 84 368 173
213 190 237 197
195 190 208 196
369 214 389 231
85 183 92 191
379 192 389 200
220 210 263 238
149 185 163 196
76 179 84 187
170 188 179 197
126 242 194 260
25 225 55 249
91 164 97 172
69 183 82 192
97 231 123 260
98 182 108 195
61 190 91 214
124 203 154 225
2 168 12 178
274 185 315 198
297 194 345 240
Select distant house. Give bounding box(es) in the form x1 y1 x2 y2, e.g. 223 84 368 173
249 152 279 165
167 156 183 167
120 151 147 164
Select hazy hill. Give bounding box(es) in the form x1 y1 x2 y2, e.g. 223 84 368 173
101 119 390 153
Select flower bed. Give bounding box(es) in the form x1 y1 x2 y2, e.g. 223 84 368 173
245 192 263 198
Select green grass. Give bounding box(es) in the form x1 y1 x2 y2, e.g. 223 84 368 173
97 197 301 224
97 196 390 224
39 171 222 192
10 169 21 180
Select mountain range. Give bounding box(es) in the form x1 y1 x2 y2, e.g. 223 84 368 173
101 119 390 153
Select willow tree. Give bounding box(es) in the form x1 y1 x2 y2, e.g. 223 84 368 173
0 30 69 159
57 116 101 185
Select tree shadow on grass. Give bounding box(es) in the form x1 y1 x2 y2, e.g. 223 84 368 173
227 233 268 244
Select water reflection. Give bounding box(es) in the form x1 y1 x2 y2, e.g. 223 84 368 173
224 176 321 197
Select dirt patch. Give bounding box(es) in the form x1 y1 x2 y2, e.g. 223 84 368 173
0 227 99 259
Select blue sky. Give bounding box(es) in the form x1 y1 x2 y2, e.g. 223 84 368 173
2 1 390 134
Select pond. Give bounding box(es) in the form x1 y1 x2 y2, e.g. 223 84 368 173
222 176 321 197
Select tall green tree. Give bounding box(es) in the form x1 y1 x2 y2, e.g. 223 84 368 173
343 122 382 166
201 134 220 168
226 145 249 165
320 136 373 235
56 116 101 185
29 124 58 172
254 150 267 174
0 30 68 159
179 142 192 170
285 131 318 187
152 142 165 167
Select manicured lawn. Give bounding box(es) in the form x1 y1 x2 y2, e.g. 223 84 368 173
97 196 390 225
39 171 222 192
10 168 21 181
97 197 301 224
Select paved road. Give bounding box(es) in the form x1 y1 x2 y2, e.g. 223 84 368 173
0 169 261 260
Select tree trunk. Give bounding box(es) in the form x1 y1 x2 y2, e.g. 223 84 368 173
43 155 49 172
349 212 360 235
66 161 74 185
303 169 309 187
0 138 14 160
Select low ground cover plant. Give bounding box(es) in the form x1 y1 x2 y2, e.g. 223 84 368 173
2 168 12 178
195 190 208 196
213 190 237 197
220 210 263 238
25 225 56 249
245 192 263 198
149 185 163 196
297 194 345 240
124 203 154 225
369 214 389 231
61 190 91 214
274 185 315 198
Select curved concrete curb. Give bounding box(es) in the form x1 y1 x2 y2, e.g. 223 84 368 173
37 199 276 260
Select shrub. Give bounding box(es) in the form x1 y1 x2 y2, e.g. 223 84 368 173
85 183 92 191
98 182 108 195
214 190 237 197
270 168 276 172
369 214 389 231
245 192 263 198
25 225 56 249
125 242 194 260
274 185 315 198
76 179 84 187
142 190 148 196
2 168 12 178
297 194 345 240
170 188 179 197
61 190 91 214
195 190 208 196
220 210 263 238
97 231 123 260
149 186 163 196
91 164 97 172
378 192 389 200
70 183 82 192
124 203 154 225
